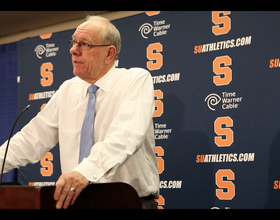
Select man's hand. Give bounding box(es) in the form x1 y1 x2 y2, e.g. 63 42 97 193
54 171 89 209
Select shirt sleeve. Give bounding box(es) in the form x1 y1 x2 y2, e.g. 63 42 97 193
73 69 155 182
0 89 60 173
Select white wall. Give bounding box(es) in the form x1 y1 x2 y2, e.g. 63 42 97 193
0 11 145 45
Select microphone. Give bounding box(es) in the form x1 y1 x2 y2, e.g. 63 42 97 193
0 105 31 185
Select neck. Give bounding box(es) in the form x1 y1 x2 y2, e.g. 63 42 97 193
80 62 114 84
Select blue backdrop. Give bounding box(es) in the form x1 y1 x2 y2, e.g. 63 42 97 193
0 43 18 182
2 11 280 208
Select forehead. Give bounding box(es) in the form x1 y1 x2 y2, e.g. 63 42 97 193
72 21 105 42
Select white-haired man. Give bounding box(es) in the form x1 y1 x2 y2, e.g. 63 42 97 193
0 16 159 209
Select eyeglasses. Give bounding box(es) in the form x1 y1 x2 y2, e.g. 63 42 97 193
68 40 111 51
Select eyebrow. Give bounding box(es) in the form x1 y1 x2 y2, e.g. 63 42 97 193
72 36 90 42
71 34 91 42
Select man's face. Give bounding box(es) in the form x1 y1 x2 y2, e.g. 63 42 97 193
70 21 109 83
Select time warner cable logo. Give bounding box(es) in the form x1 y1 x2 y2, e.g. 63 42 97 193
34 45 46 59
204 92 243 111
34 43 59 59
204 93 221 111
139 23 153 39
139 20 171 39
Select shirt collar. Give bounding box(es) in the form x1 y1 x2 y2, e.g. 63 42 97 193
82 65 115 98
95 65 115 93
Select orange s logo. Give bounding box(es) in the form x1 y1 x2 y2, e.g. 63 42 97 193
41 104 47 111
145 11 160 16
40 152 53 177
41 62 53 87
40 33 52 39
212 11 231 36
155 146 164 174
214 116 234 147
213 55 232 86
155 195 165 209
216 169 235 200
147 43 163 71
153 89 164 117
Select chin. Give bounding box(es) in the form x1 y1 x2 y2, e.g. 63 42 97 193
73 70 83 77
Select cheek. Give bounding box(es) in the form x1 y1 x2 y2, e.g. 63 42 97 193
87 55 102 70
82 50 104 72
85 59 95 71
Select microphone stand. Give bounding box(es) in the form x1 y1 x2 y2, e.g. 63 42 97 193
0 105 31 185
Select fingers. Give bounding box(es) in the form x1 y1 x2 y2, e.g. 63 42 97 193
53 177 65 202
70 184 83 206
61 184 75 209
54 174 72 209
54 171 89 209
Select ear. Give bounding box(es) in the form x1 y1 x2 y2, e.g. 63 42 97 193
104 46 117 64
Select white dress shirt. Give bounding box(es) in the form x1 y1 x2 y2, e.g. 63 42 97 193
0 66 159 198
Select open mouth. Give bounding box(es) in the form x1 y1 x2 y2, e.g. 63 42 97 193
74 60 83 64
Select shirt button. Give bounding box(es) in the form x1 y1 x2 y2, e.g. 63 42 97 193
93 175 98 180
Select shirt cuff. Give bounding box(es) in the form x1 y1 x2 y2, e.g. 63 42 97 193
72 157 120 182
72 158 103 182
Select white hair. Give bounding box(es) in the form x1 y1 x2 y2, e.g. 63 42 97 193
85 15 121 60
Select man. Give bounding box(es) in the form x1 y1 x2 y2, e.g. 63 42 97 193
0 15 159 209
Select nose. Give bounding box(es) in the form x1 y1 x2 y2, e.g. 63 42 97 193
69 44 81 56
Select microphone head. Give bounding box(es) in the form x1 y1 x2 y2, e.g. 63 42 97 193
25 105 31 110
